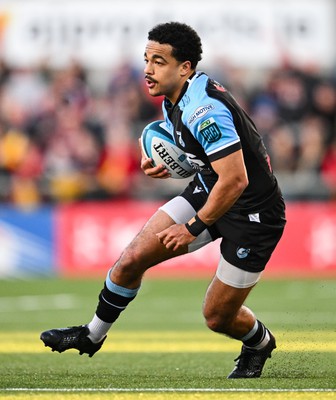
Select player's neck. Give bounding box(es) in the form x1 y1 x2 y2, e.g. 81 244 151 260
168 71 197 105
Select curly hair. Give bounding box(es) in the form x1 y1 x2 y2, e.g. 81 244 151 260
148 22 202 69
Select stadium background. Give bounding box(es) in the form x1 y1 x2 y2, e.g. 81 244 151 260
0 0 335 280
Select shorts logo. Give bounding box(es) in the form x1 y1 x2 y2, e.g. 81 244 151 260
236 247 250 259
199 117 221 143
188 104 215 125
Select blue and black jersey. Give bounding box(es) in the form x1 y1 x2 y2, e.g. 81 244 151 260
162 72 282 214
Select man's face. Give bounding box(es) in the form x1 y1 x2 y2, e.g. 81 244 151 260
144 40 188 104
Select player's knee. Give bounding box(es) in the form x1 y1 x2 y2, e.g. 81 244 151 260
111 248 145 282
203 308 236 333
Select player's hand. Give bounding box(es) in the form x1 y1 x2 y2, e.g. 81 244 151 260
139 139 171 179
156 224 196 251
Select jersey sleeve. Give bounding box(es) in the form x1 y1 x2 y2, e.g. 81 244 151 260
186 99 241 162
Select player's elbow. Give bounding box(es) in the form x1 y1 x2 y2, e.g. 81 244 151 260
217 169 248 199
237 174 249 193
230 174 248 198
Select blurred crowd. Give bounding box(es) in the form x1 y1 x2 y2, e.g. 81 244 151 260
0 58 335 208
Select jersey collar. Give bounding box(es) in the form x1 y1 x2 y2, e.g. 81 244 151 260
164 71 204 111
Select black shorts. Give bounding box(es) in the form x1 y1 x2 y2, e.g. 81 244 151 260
180 178 286 273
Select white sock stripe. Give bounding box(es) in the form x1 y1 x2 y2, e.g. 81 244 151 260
101 294 127 310
241 320 259 342
254 330 266 346
245 328 271 350
258 329 270 346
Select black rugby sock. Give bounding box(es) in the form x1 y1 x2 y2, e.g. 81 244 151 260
242 320 270 350
95 282 138 323
87 279 140 343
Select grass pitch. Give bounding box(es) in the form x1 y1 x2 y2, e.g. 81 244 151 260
0 277 335 399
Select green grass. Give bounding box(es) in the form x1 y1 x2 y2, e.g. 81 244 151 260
0 277 335 398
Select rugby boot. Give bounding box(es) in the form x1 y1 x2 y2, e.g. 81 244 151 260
227 330 276 378
40 325 106 357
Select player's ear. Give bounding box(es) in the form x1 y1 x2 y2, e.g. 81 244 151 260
180 61 192 76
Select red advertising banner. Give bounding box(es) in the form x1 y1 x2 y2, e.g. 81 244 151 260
55 201 336 278
268 202 336 278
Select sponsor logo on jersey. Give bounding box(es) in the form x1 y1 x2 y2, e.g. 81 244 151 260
236 247 250 259
199 117 221 143
188 104 215 125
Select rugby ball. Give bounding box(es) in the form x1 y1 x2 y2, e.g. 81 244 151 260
140 120 195 179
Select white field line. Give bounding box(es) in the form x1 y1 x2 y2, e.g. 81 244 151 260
1 388 336 393
0 294 79 312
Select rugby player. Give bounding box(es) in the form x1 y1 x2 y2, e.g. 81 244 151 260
41 22 286 379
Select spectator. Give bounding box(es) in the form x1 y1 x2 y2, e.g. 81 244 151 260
0 58 335 206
